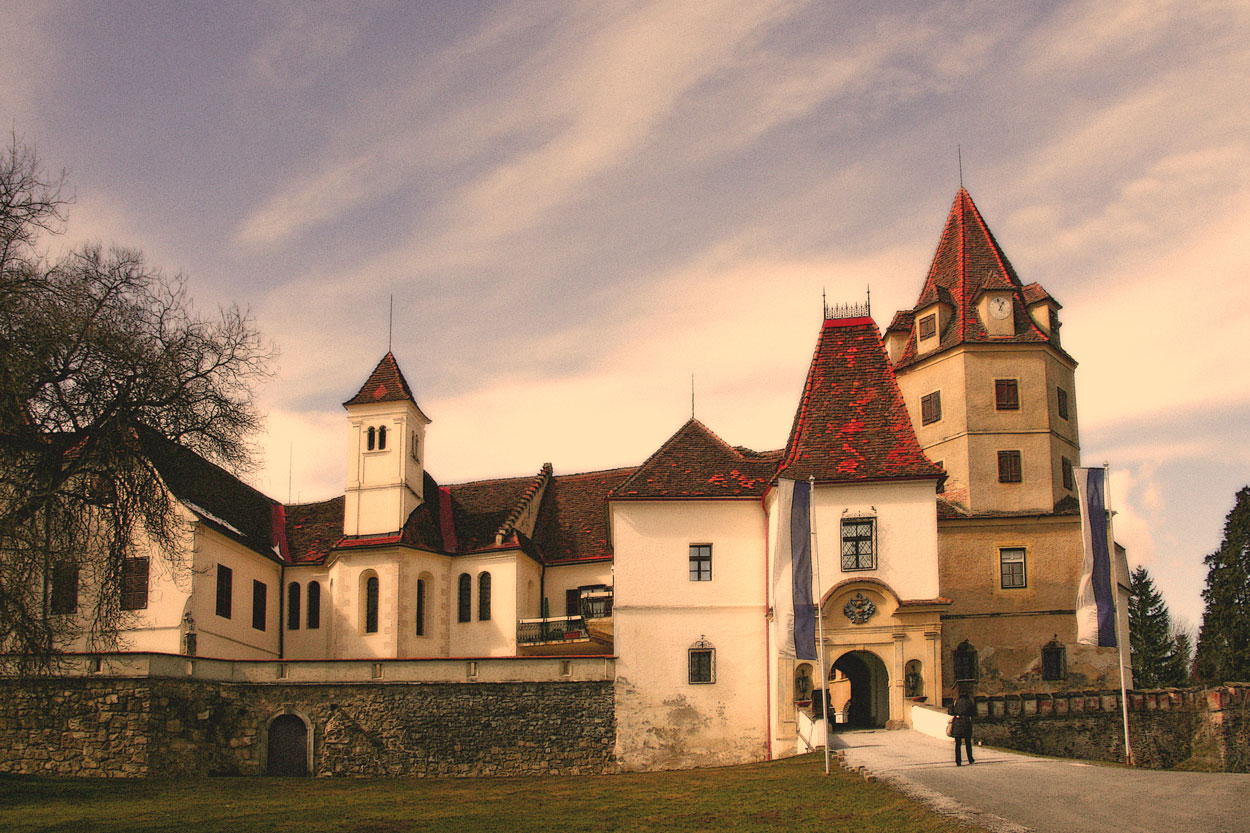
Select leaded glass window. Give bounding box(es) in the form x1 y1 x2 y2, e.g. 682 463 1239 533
841 518 875 571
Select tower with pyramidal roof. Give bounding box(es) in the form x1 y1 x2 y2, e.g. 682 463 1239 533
886 189 1129 692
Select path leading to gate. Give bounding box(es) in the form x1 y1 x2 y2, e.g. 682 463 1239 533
829 728 1250 833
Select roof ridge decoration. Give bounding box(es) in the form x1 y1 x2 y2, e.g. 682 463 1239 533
777 316 944 484
495 462 554 545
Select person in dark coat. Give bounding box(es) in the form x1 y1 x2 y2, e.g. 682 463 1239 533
948 685 975 766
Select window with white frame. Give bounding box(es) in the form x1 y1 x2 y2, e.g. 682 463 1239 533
1000 547 1027 589
689 544 712 581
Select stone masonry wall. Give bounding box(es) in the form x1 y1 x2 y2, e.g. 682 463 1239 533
966 685 1250 771
0 677 615 778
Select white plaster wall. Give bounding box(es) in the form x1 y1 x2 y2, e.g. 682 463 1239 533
190 526 283 660
281 567 331 660
543 561 613 617
809 480 939 601
343 400 425 537
446 551 521 657
611 499 769 770
326 552 403 659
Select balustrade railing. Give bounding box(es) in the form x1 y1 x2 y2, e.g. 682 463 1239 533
517 615 588 645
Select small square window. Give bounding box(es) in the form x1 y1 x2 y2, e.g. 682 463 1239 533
918 314 937 340
689 545 712 581
1000 548 1026 589
1061 457 1074 491
1057 387 1070 421
921 391 942 425
998 450 1022 483
995 379 1019 410
841 518 875 571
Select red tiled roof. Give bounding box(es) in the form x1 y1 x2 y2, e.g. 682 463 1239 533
776 316 944 484
343 352 424 409
284 496 345 563
611 419 781 498
894 189 1064 369
448 472 548 552
532 467 636 563
1021 281 1059 307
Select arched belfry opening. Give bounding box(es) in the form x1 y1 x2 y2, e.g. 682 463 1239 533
266 712 311 776
830 650 889 728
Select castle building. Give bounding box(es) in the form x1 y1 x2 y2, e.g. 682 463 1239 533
47 188 1128 772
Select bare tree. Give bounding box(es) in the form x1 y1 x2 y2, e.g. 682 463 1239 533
0 136 273 671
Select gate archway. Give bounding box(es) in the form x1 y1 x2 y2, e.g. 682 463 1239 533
831 650 889 728
266 712 310 776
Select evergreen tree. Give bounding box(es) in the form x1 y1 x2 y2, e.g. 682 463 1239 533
1128 565 1187 687
1195 487 1250 683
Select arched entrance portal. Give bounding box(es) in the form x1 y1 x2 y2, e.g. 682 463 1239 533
831 651 889 728
266 713 310 776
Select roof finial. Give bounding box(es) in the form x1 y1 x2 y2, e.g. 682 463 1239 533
691 373 695 419
388 294 393 352
866 284 871 318
822 287 827 319
958 144 964 189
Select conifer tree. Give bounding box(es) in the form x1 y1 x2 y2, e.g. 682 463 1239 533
1195 487 1250 683
1128 565 1186 688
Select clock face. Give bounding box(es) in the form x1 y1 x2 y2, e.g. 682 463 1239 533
990 296 1011 320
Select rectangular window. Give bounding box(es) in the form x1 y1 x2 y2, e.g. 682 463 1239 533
416 578 426 636
1057 386 1070 420
995 379 1019 410
689 545 712 581
51 563 79 615
688 649 714 684
1042 640 1066 680
920 391 942 425
252 580 267 631
120 558 149 611
918 313 937 340
841 518 875 571
216 564 232 618
565 588 581 617
998 450 1022 483
1062 457 1074 491
1000 548 1027 589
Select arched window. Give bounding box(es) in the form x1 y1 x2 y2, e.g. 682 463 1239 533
377 425 387 450
364 574 379 634
478 572 492 621
307 581 320 629
366 426 376 451
287 582 301 631
416 578 426 636
457 573 471 622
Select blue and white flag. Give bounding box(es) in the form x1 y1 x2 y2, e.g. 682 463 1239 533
1076 466 1117 647
773 478 817 660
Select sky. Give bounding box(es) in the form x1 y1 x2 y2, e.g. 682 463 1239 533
4 0 1249 628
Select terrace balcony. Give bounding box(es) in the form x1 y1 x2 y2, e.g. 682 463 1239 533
517 592 613 656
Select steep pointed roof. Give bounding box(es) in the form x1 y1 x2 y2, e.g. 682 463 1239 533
777 316 944 484
611 418 780 498
894 188 1061 368
343 352 425 410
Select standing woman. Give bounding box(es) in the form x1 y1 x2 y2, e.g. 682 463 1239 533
948 684 975 766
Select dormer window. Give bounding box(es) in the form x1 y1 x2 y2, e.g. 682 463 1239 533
918 314 937 340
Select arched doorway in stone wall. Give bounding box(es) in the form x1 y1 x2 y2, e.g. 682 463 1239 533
831 650 889 728
266 713 310 776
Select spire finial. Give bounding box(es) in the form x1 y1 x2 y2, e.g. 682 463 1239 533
388 294 393 352
958 145 964 188
691 373 695 419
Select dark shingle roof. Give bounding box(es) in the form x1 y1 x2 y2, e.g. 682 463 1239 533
776 317 943 484
611 419 780 498
285 496 345 563
532 467 635 563
138 429 281 560
343 352 426 411
894 189 1067 369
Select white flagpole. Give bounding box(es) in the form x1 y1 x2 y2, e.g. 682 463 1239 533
1105 463 1134 766
809 476 830 776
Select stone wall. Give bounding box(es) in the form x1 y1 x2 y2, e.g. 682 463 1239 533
0 677 616 778
966 685 1250 771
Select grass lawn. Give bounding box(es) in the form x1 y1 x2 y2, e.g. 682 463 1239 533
0 753 987 833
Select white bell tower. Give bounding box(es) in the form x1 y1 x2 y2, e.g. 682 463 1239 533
342 352 431 537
